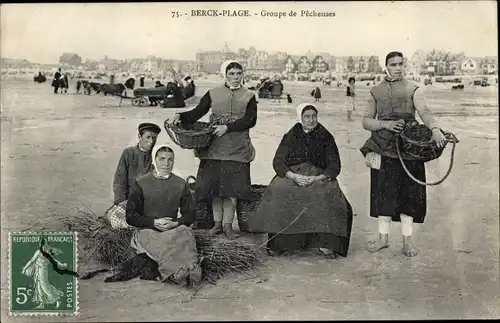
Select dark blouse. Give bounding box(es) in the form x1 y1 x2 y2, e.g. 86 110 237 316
273 123 341 180
126 173 195 230
178 87 258 133
346 85 355 97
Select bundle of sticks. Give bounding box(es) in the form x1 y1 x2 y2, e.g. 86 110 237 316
60 207 263 284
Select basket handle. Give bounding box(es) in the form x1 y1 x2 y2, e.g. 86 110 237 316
396 134 458 186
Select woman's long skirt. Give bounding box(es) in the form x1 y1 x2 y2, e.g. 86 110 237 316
195 159 251 201
267 232 351 257
248 163 353 257
370 156 427 223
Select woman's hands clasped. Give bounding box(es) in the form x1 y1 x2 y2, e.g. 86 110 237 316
289 173 328 187
154 217 179 231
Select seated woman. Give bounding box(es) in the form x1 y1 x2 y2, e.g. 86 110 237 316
124 145 201 286
183 76 196 100
249 103 354 258
162 82 187 108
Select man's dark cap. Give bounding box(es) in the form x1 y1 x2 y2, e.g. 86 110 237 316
138 123 161 134
184 76 192 81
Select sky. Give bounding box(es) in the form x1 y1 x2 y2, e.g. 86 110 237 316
1 1 497 64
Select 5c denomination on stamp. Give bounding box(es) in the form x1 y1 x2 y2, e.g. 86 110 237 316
9 231 79 316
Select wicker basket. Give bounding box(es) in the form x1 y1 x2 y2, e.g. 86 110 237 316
397 123 447 162
186 176 214 229
236 185 267 233
165 121 215 149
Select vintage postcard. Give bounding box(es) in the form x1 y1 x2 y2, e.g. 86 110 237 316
1 1 498 321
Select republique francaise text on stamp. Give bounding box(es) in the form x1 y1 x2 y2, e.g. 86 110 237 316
8 231 79 316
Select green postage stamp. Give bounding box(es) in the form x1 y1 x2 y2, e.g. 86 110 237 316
9 231 79 316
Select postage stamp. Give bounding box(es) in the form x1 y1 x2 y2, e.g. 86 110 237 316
9 231 79 316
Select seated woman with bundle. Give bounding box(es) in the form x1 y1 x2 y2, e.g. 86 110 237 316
249 103 354 259
121 145 201 287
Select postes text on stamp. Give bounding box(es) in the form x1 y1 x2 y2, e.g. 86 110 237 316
9 231 79 316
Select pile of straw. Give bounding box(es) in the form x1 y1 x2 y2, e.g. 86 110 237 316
195 230 263 284
60 207 263 284
61 208 135 269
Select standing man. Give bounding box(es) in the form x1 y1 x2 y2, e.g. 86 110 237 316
52 68 62 94
360 51 447 257
106 123 162 228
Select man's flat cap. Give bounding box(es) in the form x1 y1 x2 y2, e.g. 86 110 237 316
138 122 161 134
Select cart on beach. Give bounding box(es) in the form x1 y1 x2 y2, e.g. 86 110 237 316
131 86 170 107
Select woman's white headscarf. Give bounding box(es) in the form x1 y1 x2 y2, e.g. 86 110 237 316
296 102 316 124
295 102 318 133
151 144 171 179
220 59 242 90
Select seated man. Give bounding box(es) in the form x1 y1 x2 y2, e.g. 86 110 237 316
106 123 161 228
125 145 201 286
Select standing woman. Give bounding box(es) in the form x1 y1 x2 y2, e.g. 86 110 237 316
360 51 447 257
345 77 356 121
166 60 257 240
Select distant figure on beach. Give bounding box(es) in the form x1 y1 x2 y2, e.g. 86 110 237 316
60 74 69 94
76 80 82 94
311 86 321 101
271 75 284 103
183 76 196 100
345 77 356 121
34 72 46 83
51 68 62 94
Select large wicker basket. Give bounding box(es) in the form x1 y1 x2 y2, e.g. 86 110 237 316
165 121 215 149
186 176 214 229
396 123 457 162
236 185 267 233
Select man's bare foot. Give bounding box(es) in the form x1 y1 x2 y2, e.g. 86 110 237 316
365 234 389 252
403 235 418 257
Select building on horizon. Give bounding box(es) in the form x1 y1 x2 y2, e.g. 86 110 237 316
196 43 236 74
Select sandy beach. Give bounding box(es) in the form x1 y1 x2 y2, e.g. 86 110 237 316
1 77 498 320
